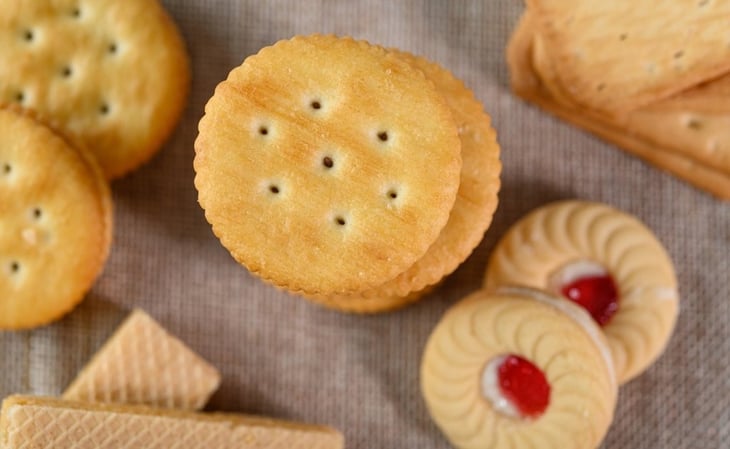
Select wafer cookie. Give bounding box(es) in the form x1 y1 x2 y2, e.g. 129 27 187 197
0 395 344 449
63 309 221 410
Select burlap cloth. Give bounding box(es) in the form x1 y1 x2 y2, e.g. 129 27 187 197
1 1 728 447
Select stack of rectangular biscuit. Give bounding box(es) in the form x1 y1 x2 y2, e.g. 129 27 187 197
508 1 730 200
0 309 344 448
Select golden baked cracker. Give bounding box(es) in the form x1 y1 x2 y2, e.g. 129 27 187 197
315 51 501 311
64 309 221 411
0 107 111 329
0 0 190 179
194 35 462 295
1 395 344 449
307 283 435 314
527 0 730 113
532 30 730 175
508 14 730 199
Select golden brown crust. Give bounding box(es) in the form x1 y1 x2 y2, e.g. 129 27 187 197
194 35 462 295
0 107 111 329
0 0 190 179
314 50 501 312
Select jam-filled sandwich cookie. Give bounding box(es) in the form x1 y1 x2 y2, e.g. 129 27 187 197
484 200 678 383
0 106 112 329
421 288 617 449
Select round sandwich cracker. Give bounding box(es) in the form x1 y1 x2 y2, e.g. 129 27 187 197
0 0 190 179
310 51 501 312
0 107 112 329
194 35 462 295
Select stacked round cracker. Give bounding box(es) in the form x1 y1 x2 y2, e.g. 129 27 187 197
194 35 501 313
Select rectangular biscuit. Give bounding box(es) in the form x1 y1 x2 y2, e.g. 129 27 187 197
526 0 730 113
530 27 730 175
63 309 221 410
0 395 344 449
507 13 730 200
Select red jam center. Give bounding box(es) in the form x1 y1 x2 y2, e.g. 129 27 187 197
560 275 619 326
498 355 550 419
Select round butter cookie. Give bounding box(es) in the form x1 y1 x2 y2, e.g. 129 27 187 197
484 200 679 383
0 0 190 179
0 107 112 329
310 50 501 312
421 288 617 449
194 35 462 296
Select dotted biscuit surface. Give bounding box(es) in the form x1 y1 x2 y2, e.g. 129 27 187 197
317 51 501 311
0 107 111 329
194 35 462 295
0 0 190 179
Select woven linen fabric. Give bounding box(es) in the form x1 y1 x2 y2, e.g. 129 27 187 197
1 1 728 448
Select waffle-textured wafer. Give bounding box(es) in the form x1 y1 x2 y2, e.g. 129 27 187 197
0 395 344 449
526 0 730 113
484 201 679 383
421 289 616 449
194 35 462 295
0 106 111 330
0 0 190 178
507 13 730 199
63 309 221 410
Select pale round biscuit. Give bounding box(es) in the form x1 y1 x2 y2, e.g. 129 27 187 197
194 35 462 295
0 0 190 179
0 107 112 329
484 200 679 383
316 51 501 312
421 289 616 449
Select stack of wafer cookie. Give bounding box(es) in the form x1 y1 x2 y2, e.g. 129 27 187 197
0 309 344 448
194 35 502 313
507 2 730 200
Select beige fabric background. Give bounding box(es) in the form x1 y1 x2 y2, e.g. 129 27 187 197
2 1 729 447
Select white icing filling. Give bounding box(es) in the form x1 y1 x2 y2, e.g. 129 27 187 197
481 355 521 419
547 260 607 294
497 286 618 392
